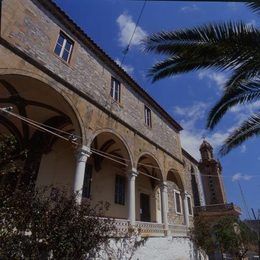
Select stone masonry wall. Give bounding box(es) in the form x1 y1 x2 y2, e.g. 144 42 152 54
167 181 185 225
1 0 182 160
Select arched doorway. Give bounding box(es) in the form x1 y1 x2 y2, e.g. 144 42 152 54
167 170 185 225
0 74 83 189
136 153 163 223
86 131 133 219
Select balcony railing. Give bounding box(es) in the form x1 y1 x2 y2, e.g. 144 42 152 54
113 219 188 237
114 218 130 234
194 203 241 215
135 221 165 237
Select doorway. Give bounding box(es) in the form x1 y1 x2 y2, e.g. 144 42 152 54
140 193 151 222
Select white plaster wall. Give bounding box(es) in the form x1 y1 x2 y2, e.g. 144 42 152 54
36 139 75 188
90 160 128 219
133 237 208 260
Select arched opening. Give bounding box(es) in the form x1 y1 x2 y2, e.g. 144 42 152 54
167 170 185 225
0 74 82 189
86 131 132 219
136 154 163 223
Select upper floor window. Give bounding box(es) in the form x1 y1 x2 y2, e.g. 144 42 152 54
111 77 121 102
174 190 182 214
144 106 152 127
54 32 74 62
115 174 126 205
187 195 193 216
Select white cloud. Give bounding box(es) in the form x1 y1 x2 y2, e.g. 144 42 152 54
230 100 260 114
173 102 232 159
232 173 252 182
240 144 247 153
173 102 208 118
229 100 260 131
198 71 228 92
116 12 147 47
180 4 199 12
115 58 134 74
227 3 239 11
246 19 256 28
180 129 231 160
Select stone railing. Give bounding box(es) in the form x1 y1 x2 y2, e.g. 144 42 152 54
135 221 165 237
114 218 130 234
168 224 188 237
108 218 189 238
194 203 241 215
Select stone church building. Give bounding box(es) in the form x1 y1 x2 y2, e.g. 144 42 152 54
0 0 240 258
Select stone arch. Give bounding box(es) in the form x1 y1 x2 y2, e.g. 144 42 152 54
136 151 163 179
136 152 163 223
166 169 186 225
88 128 134 169
85 130 133 219
0 72 85 187
0 69 86 143
166 168 185 191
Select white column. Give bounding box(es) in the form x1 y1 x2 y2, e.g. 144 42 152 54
74 145 91 203
128 168 138 226
160 181 169 234
183 191 190 227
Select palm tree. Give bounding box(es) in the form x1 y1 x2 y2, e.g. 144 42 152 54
144 1 260 155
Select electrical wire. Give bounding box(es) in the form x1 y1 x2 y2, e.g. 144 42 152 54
120 0 147 67
1 107 260 180
237 180 252 220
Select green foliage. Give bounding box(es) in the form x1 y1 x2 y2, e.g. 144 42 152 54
0 185 115 259
144 1 260 155
0 134 27 177
189 216 215 254
190 216 258 259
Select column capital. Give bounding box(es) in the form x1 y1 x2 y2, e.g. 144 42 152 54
184 191 189 197
76 145 91 162
128 168 138 178
160 181 168 190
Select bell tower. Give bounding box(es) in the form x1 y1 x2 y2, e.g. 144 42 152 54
198 140 227 205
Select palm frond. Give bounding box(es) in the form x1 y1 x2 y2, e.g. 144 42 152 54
223 61 260 93
247 1 260 15
148 56 214 82
144 22 260 82
207 79 260 129
144 21 259 55
220 112 260 155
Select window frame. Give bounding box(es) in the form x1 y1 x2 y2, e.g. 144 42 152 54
187 195 193 216
110 77 121 103
174 190 182 214
54 31 74 63
82 164 92 199
144 105 152 128
114 174 126 205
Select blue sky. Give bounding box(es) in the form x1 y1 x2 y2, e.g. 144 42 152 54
54 0 260 218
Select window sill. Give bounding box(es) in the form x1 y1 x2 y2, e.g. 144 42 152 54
110 97 123 109
115 203 126 206
53 52 72 67
144 123 152 130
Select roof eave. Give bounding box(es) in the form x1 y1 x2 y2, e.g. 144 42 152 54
37 0 183 132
